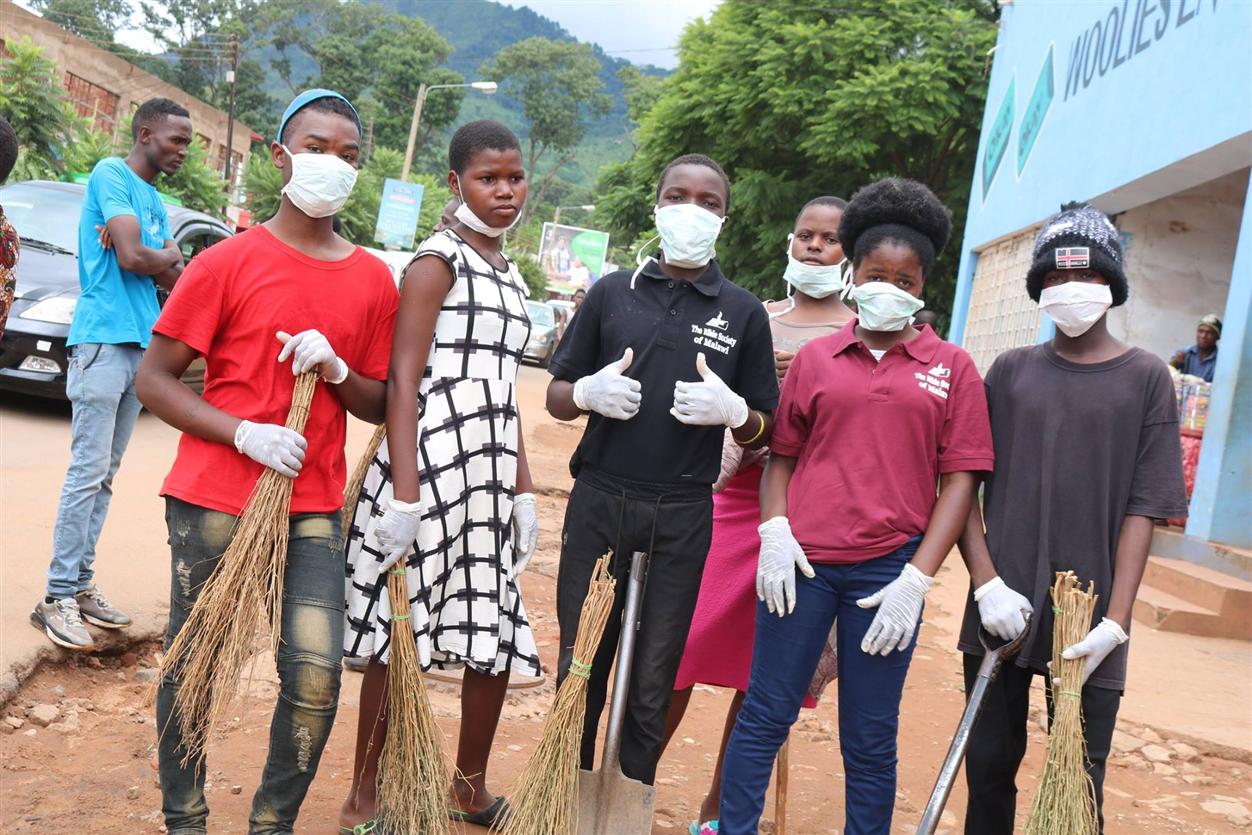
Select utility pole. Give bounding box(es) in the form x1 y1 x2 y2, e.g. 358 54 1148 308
362 116 375 167
222 32 240 204
400 82 429 183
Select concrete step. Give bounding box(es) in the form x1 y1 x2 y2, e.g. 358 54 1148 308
1143 556 1252 614
1131 588 1226 640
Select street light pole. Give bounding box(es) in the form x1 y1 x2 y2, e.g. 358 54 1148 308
400 80 498 182
222 32 240 205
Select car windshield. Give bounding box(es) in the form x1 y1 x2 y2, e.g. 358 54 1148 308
526 301 555 327
0 183 83 255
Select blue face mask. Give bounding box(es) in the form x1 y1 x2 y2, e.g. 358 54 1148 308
654 203 725 269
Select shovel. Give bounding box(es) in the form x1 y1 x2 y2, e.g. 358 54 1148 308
577 551 656 835
917 621 1030 835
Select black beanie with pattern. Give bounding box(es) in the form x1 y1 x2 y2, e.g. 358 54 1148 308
1026 203 1128 306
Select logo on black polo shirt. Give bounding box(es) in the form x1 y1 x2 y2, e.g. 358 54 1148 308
691 312 738 356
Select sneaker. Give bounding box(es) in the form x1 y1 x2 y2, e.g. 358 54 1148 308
75 586 132 629
31 598 94 651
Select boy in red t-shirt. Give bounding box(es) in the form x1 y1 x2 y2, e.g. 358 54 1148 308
135 90 398 834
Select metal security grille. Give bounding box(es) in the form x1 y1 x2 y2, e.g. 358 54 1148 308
963 227 1043 374
65 73 119 135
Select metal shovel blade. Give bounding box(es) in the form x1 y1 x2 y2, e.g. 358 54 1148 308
917 622 1031 835
577 551 656 835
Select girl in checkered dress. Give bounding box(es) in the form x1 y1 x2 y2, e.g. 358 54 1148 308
339 122 540 832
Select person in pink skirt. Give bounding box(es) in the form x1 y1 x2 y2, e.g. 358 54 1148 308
662 196 856 834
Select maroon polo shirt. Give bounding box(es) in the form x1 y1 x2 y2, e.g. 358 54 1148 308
771 321 994 563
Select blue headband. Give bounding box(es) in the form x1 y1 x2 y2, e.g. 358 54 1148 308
277 89 362 143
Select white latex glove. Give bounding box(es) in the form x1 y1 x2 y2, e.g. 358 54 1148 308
234 419 307 478
573 349 642 420
671 352 750 428
1061 617 1128 684
276 329 349 384
373 498 422 572
511 493 539 577
755 516 815 616
974 576 1033 641
857 563 934 655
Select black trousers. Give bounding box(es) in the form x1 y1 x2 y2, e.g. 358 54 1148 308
555 469 713 785
962 652 1122 835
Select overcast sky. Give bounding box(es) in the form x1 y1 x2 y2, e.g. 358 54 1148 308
21 0 720 69
501 0 722 69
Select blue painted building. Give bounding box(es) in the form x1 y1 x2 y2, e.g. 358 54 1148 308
951 0 1252 549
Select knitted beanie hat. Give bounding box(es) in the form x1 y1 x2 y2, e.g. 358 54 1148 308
1026 203 1128 306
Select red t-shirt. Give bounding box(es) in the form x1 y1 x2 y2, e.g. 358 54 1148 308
770 321 994 563
154 226 399 515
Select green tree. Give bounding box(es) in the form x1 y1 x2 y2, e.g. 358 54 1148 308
0 37 83 168
482 37 611 226
31 0 133 53
156 139 228 217
594 0 997 318
618 65 665 130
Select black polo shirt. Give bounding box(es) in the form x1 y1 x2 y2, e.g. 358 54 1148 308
550 255 779 486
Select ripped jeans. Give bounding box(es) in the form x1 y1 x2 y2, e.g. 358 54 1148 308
156 497 345 835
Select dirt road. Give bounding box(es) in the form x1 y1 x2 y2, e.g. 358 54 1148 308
2 368 1250 832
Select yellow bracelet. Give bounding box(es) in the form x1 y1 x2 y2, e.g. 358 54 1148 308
736 411 766 446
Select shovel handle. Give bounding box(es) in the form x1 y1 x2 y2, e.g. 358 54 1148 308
602 551 649 772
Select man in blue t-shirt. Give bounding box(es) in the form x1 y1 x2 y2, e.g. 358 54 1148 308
1169 313 1221 383
32 98 192 651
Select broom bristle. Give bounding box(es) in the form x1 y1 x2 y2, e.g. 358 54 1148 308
156 373 318 765
377 568 452 834
343 423 387 532
1023 571 1100 835
496 555 617 835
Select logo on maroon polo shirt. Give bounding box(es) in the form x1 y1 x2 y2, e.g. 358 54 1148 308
915 363 951 399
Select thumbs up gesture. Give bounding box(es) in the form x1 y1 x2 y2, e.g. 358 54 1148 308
671 352 750 428
573 348 643 420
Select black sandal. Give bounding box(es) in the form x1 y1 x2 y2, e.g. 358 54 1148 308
448 795 509 827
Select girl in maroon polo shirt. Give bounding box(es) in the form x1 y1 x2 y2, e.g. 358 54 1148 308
718 178 994 835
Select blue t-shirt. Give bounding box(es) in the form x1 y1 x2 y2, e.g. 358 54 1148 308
1173 344 1217 383
67 157 171 348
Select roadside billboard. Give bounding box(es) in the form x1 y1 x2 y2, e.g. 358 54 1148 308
375 178 425 250
539 222 610 292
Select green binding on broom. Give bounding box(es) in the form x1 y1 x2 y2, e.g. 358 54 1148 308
568 658 593 680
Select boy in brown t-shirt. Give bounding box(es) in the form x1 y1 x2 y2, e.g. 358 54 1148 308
956 203 1188 834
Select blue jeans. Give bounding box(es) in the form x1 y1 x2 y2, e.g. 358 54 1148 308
720 537 922 835
156 498 345 835
46 343 143 599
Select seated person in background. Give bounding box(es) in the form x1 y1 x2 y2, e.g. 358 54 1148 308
1170 314 1221 383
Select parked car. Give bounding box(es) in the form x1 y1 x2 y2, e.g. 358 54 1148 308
0 180 232 400
522 299 558 368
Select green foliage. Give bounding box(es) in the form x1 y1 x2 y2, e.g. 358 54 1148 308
593 0 997 318
31 0 133 53
483 37 611 225
63 127 119 178
618 65 665 129
157 139 229 218
0 37 83 167
514 252 548 300
243 145 453 249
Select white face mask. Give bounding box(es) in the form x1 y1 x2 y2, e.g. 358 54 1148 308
281 145 357 218
654 203 725 268
783 235 849 300
850 281 925 332
452 189 518 238
1039 281 1112 337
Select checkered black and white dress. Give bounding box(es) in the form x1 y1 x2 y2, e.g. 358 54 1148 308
343 230 541 677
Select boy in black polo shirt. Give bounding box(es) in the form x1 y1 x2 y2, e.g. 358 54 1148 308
546 154 779 784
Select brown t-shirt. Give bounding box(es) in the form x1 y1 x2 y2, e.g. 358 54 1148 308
957 343 1188 690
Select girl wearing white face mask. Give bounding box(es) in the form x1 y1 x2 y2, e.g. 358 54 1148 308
956 203 1187 834
662 195 854 833
341 120 541 832
719 179 996 835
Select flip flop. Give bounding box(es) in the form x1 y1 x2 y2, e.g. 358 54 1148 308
689 820 719 835
449 794 509 827
338 819 381 835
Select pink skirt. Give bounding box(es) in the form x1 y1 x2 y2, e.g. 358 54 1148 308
675 464 818 708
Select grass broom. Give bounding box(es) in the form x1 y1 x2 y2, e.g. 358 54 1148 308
157 372 318 765
1024 571 1100 835
375 566 451 834
342 422 387 531
495 554 618 835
